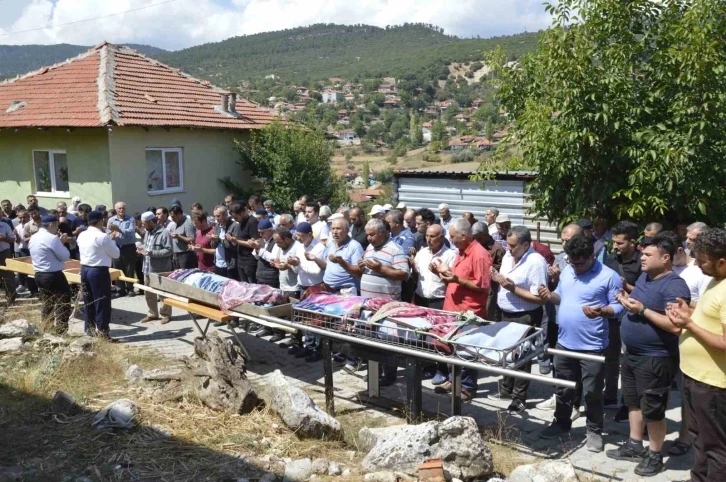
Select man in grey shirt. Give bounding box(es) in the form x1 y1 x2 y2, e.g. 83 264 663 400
169 205 197 269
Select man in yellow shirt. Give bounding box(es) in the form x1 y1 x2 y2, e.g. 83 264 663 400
667 228 726 482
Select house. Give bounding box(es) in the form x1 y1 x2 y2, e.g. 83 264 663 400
383 98 399 108
265 74 276 80
344 93 355 102
377 83 395 93
322 90 343 104
439 100 456 111
0 42 275 212
348 188 384 204
337 109 348 119
329 77 343 84
421 126 432 143
335 130 358 145
448 139 467 150
296 87 310 97
475 138 495 151
422 121 433 129
472 98 484 108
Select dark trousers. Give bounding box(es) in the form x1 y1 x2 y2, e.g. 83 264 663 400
134 254 144 288
499 307 543 403
173 251 198 270
684 374 726 482
34 270 72 330
19 248 38 294
553 343 606 433
413 293 445 310
238 260 258 284
113 244 137 294
81 266 112 334
0 248 15 301
214 265 239 280
604 318 622 402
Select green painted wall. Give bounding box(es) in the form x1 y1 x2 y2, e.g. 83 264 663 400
107 127 252 213
0 128 112 210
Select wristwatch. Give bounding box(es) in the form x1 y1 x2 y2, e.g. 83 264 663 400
638 306 647 317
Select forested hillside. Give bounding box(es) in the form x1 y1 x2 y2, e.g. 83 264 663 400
158 23 539 86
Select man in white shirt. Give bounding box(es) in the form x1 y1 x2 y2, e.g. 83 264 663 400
489 225 548 413
438 203 453 240
265 227 302 297
78 210 120 339
305 204 330 244
412 224 456 309
28 215 72 333
287 222 327 361
484 208 500 236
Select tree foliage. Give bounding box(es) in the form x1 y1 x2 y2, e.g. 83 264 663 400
234 122 346 211
482 0 726 224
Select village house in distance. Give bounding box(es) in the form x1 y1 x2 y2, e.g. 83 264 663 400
0 42 276 212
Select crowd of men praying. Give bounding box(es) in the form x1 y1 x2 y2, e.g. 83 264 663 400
0 193 724 481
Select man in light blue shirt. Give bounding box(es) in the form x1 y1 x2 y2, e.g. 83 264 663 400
28 215 72 333
107 202 138 297
308 218 362 292
537 233 623 452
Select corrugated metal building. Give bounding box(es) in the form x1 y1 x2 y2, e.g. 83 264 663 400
394 167 563 253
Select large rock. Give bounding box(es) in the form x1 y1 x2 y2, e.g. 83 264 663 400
265 370 341 438
49 390 82 416
125 364 144 382
69 336 95 353
359 416 492 481
508 459 579 482
0 337 24 354
283 458 312 482
0 319 38 338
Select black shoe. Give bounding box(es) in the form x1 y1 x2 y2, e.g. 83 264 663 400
606 441 647 462
603 398 619 409
634 450 664 477
269 332 286 343
540 420 571 440
294 348 312 359
614 405 629 423
332 352 346 363
305 352 323 363
287 345 303 356
506 400 526 414
434 381 453 394
213 321 225 327
126 291 136 297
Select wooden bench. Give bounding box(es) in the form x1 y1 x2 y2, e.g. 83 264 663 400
162 298 251 360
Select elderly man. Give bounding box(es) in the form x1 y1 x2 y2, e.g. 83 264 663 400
484 208 500 236
356 218 409 384
262 227 302 343
29 215 71 333
0 217 16 304
56 201 75 222
667 228 726 482
472 221 505 320
106 202 138 297
368 205 386 221
209 206 239 280
438 203 453 240
138 212 173 324
412 223 456 303
78 210 120 339
489 226 548 413
431 219 491 400
686 221 708 254
293 200 304 224
169 205 197 270
226 202 259 282
495 214 511 249
308 218 363 295
278 213 296 233
538 234 624 452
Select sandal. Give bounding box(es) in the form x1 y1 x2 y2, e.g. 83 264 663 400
667 440 692 457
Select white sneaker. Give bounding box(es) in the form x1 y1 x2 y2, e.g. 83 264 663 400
15 285 28 294
536 395 556 410
571 409 581 422
343 363 356 374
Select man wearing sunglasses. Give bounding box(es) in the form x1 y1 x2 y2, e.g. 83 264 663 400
537 234 624 452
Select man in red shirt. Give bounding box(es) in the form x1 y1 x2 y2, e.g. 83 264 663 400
191 212 215 271
435 218 493 401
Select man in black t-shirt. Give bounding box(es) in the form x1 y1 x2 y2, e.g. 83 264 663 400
606 234 690 477
228 202 259 283
349 207 368 249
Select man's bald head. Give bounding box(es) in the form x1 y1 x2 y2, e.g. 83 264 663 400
561 223 582 248
426 223 445 252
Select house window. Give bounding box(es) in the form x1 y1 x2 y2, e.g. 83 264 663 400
33 150 70 196
146 148 183 194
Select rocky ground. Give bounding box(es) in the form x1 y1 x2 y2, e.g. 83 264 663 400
0 295 694 481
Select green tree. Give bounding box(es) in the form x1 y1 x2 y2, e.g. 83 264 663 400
430 120 448 143
362 160 371 185
481 0 726 224
485 119 494 141
234 122 346 210
410 114 424 147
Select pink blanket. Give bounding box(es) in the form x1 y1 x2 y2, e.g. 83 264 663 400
217 280 288 311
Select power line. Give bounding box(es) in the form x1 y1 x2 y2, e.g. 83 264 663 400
0 0 181 37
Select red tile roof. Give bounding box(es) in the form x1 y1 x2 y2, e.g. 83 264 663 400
0 42 275 130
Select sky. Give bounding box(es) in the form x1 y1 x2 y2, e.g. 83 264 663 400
0 0 553 51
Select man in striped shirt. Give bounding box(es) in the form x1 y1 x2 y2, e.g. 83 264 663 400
357 218 409 299
353 218 409 386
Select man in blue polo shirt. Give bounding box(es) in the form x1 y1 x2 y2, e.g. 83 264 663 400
538 234 623 452
307 217 363 293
